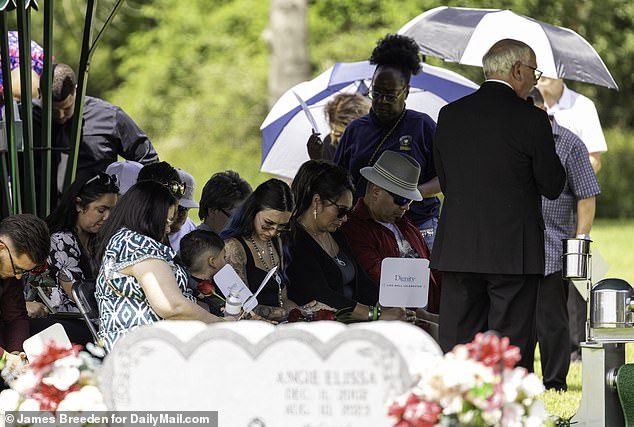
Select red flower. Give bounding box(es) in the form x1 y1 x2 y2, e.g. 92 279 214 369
465 332 521 373
29 342 82 371
31 262 48 275
287 308 303 322
314 309 335 321
389 393 441 427
197 280 215 296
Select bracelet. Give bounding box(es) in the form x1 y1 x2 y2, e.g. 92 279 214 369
373 305 379 321
0 351 6 370
368 306 374 321
376 305 382 320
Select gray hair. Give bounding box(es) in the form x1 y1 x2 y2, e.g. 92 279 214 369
482 39 534 78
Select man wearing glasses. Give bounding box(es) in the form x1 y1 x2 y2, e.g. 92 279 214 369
0 214 50 377
431 39 565 370
341 151 441 315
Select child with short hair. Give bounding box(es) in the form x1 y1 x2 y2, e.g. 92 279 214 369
180 230 226 316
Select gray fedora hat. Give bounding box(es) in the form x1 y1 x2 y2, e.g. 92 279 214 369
360 151 423 201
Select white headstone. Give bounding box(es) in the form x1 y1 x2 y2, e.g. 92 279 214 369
99 321 441 426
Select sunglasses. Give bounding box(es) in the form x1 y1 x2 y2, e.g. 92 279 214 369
83 172 119 190
386 191 412 207
260 219 290 233
325 199 353 219
163 181 186 198
0 238 35 277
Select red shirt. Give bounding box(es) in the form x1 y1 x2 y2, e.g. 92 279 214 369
340 199 441 313
0 277 29 358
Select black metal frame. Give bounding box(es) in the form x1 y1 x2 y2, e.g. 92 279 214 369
0 0 125 218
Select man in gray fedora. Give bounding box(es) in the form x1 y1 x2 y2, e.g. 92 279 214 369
341 151 441 314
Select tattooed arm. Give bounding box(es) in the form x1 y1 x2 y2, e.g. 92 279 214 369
223 238 249 285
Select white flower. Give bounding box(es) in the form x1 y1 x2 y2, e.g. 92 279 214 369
501 402 525 427
58 385 106 412
11 370 38 395
520 373 545 397
41 359 81 391
18 398 40 411
482 408 502 425
0 389 21 412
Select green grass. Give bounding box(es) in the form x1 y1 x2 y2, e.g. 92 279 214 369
538 218 634 420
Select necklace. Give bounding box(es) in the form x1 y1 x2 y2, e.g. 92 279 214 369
247 235 283 307
300 221 346 267
248 235 276 271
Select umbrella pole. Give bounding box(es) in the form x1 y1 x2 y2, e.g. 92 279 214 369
39 0 53 218
0 12 21 215
16 0 36 215
65 0 95 189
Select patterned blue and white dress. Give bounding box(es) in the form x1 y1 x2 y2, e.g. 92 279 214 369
96 228 194 352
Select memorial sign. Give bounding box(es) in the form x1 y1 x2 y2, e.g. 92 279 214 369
100 321 441 426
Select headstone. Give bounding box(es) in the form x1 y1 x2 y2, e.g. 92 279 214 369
99 321 441 426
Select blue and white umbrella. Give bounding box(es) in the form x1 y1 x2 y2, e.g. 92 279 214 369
260 60 478 179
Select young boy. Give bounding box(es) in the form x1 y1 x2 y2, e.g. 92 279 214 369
180 230 226 316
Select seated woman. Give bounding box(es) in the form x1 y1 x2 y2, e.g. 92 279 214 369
91 180 220 352
28 172 119 345
287 160 409 321
221 179 295 321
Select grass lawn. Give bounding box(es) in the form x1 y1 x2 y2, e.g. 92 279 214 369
538 218 634 420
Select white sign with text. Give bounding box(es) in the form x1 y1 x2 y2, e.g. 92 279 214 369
379 257 430 308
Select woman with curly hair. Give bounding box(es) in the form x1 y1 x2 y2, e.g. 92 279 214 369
333 34 442 250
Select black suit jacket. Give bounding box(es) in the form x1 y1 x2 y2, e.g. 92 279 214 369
430 81 565 275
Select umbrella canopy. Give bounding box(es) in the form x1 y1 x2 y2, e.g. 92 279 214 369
260 60 478 178
399 6 617 90
0 31 45 93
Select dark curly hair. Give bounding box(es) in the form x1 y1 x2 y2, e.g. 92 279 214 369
369 34 421 83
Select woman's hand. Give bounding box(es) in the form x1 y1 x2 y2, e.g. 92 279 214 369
26 301 49 318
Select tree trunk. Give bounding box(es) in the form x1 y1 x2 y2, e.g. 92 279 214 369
265 0 309 108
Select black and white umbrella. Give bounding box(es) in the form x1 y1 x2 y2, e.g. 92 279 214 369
399 6 618 90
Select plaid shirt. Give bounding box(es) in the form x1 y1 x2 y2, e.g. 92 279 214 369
542 120 601 275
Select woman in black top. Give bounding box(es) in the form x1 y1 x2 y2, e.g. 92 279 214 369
221 179 295 320
287 160 407 321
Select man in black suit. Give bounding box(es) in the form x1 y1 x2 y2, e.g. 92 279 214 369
431 39 566 370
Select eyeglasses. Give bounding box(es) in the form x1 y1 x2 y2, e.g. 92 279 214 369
368 86 407 104
386 191 412 207
520 63 543 82
0 238 35 277
83 173 119 190
163 181 186 198
325 199 353 219
219 208 233 218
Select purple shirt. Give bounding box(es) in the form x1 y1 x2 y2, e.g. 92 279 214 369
334 109 440 225
542 121 600 276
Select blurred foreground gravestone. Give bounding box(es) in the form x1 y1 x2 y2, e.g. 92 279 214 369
99 321 441 426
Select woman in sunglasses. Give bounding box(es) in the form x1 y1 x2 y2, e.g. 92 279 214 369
91 181 220 352
26 172 119 344
286 160 408 321
221 179 296 321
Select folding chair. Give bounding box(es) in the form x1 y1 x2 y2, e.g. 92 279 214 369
72 280 100 343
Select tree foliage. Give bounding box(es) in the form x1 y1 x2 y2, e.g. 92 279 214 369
17 0 633 213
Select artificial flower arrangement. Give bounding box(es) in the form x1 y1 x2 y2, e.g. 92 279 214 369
0 343 106 414
387 333 552 427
